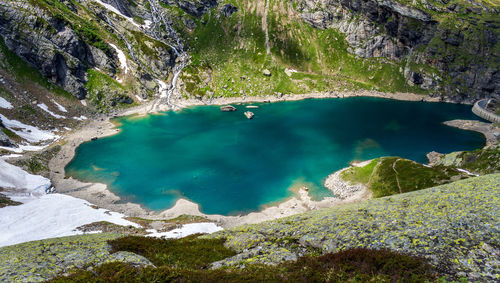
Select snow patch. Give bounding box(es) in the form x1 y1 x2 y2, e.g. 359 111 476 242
51 99 67 112
146 223 223 238
92 0 140 28
457 168 480 177
0 144 49 153
73 115 88 121
0 160 139 247
80 99 87 106
157 80 168 98
0 159 51 192
0 114 58 143
109 43 128 83
0 96 13 109
0 193 139 247
37 103 66 119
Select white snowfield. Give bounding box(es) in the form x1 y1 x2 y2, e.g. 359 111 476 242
0 158 51 192
0 114 58 143
0 96 13 109
37 103 66 119
109 43 129 81
0 194 140 247
146 223 223 238
0 158 139 247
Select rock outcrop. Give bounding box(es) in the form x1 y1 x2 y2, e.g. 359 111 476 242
293 0 500 101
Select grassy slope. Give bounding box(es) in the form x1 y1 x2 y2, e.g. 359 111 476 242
341 157 466 198
177 0 425 99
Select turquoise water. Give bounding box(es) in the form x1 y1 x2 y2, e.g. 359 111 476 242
66 97 484 215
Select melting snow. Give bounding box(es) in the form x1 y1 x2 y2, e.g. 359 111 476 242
0 144 49 153
0 159 139 247
73 115 88 121
51 99 68 112
146 223 223 238
457 168 480 177
109 43 128 83
38 103 66 119
0 96 13 109
0 159 51 192
92 0 140 28
0 194 140 247
157 80 168 98
0 114 58 143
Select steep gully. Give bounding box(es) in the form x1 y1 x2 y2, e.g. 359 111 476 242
145 0 190 111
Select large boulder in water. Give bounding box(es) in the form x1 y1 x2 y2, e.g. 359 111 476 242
221 105 237 112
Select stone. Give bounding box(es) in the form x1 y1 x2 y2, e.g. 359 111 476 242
262 69 271 77
220 105 237 112
244 111 254 119
220 4 238 17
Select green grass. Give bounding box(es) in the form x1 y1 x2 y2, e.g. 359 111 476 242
341 157 465 198
456 146 500 174
51 247 436 282
178 0 430 100
0 193 21 208
1 128 21 142
107 235 236 269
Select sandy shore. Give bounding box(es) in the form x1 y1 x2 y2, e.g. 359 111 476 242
46 90 474 228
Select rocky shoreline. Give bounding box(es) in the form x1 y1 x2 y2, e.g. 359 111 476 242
46 91 482 228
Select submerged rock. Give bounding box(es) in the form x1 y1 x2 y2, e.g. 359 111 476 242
244 111 254 119
220 105 237 112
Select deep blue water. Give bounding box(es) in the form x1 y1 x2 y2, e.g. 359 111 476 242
66 97 484 215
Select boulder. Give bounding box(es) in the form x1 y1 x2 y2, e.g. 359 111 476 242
220 4 238 17
220 105 237 112
262 69 271 77
244 111 254 119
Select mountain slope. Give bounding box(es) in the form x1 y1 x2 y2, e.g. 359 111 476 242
0 0 498 112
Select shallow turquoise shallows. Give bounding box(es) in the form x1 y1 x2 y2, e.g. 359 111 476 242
66 97 485 215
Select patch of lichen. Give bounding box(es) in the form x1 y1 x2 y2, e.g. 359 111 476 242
207 174 500 280
0 233 151 283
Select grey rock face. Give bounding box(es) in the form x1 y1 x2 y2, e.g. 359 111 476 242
173 0 219 17
294 0 499 100
220 4 238 17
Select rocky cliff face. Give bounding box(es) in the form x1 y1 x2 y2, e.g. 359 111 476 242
294 0 500 101
0 0 498 109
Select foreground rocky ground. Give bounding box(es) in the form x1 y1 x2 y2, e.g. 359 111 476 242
208 174 500 281
0 174 498 282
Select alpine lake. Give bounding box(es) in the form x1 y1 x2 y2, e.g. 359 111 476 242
66 97 485 215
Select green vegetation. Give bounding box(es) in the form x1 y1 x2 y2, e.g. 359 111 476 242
341 157 465 198
85 69 134 112
13 145 61 176
108 235 236 268
51 247 436 282
176 0 428 100
1 128 21 143
436 145 500 175
0 192 21 208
